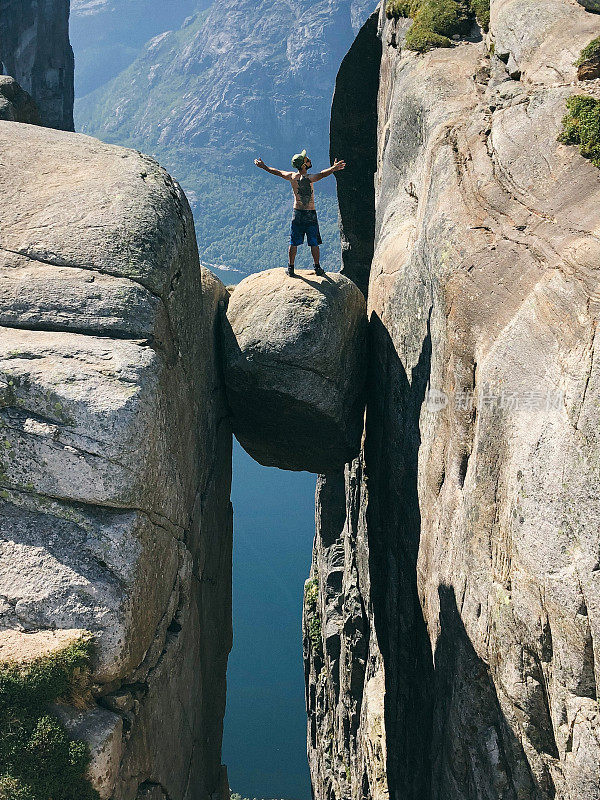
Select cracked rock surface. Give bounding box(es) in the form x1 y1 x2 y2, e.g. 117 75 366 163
0 121 232 800
221 269 367 473
306 0 600 798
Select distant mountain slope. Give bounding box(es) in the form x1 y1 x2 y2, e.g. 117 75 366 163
70 0 203 97
75 0 375 277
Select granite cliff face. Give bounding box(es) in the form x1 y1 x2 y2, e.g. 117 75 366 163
305 1 600 798
0 121 232 800
69 0 205 97
0 0 74 129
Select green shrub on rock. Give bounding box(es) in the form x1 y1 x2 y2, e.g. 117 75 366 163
470 0 490 31
559 95 600 168
386 0 489 52
386 0 420 17
405 28 454 51
304 576 322 650
576 37 600 67
0 636 99 800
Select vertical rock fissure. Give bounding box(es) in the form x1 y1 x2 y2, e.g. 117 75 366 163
306 11 436 797
330 10 382 299
364 311 435 800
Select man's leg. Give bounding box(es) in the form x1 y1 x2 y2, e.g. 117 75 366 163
289 245 297 266
307 214 324 275
311 245 324 275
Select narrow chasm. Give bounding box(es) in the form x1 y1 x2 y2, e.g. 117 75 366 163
219 265 368 799
303 11 435 799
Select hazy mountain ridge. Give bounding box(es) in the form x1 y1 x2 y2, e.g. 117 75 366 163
70 0 203 96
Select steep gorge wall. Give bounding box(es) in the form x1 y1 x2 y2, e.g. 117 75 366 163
0 0 74 129
306 1 600 798
0 121 232 800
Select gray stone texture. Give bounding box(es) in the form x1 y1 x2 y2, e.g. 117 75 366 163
0 75 41 124
0 121 232 799
221 269 367 473
306 0 600 798
0 0 74 130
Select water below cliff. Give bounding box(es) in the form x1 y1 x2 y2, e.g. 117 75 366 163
223 441 314 800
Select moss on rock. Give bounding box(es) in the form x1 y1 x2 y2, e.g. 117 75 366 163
0 635 99 800
576 37 600 67
385 0 488 52
304 576 322 650
559 95 600 169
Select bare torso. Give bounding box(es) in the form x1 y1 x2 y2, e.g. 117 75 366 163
291 173 316 210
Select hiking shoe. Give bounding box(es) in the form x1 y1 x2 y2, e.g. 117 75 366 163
286 264 295 277
314 264 325 276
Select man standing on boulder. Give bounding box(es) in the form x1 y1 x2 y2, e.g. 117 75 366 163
254 150 345 277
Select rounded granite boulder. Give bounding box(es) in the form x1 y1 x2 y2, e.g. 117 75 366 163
221 269 367 473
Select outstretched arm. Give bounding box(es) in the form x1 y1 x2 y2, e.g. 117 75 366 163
310 158 346 182
254 158 293 180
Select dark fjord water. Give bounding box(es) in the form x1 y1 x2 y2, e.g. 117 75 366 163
225 442 315 799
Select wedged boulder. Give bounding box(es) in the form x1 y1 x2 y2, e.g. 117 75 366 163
221 269 367 473
0 76 41 124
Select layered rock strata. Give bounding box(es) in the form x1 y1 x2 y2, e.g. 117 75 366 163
0 0 74 130
0 121 232 800
306 1 600 799
221 269 367 473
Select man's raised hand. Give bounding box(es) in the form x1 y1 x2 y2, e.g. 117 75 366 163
254 157 266 169
333 158 346 171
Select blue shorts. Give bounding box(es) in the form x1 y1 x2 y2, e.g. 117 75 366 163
290 209 322 247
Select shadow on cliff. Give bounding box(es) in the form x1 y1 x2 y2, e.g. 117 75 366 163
364 309 435 800
364 312 548 799
431 584 548 799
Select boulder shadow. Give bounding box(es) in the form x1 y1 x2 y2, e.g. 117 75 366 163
363 310 552 799
432 584 546 799
364 308 435 799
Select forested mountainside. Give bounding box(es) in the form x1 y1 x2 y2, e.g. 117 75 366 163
75 0 375 277
70 0 204 97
